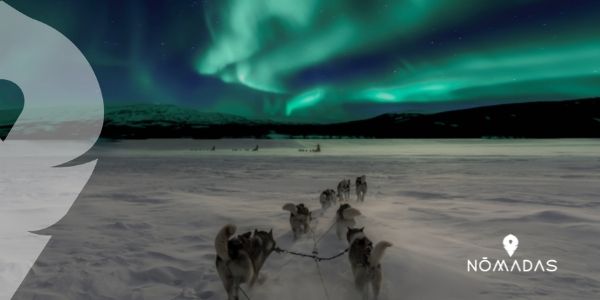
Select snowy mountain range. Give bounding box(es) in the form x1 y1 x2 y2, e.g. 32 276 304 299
101 99 600 139
104 104 255 127
2 98 600 139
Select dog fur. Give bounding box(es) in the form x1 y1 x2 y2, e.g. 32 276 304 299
283 203 312 239
337 179 351 202
356 175 368 202
347 227 393 300
215 224 276 300
336 204 361 240
319 189 337 209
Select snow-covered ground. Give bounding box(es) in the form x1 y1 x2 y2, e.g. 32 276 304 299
12 139 600 299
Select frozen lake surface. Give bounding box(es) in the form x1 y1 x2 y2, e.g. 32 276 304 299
12 139 600 299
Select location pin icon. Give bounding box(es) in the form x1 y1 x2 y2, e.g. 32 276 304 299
503 234 519 257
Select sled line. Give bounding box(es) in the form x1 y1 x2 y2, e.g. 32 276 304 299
273 246 349 262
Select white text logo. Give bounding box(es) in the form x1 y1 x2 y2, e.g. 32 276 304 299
467 234 558 273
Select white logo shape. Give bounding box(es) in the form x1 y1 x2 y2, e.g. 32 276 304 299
0 2 103 299
503 234 519 257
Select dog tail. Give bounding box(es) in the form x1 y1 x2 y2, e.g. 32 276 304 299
215 224 236 261
282 203 297 214
342 207 361 220
369 241 393 266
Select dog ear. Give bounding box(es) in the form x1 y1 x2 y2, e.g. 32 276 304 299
359 227 364 232
282 203 298 214
254 229 258 235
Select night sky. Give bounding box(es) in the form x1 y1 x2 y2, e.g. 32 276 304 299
5 0 600 123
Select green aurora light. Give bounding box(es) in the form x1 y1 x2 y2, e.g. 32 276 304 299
196 0 600 121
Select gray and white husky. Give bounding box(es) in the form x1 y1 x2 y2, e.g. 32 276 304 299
337 179 351 202
336 204 362 240
282 203 312 239
347 227 393 300
215 224 276 300
319 189 337 209
355 175 368 202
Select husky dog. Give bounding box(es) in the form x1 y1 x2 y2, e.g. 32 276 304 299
356 175 368 202
319 189 337 209
337 179 351 202
347 227 393 300
336 204 362 240
282 203 312 239
215 224 276 300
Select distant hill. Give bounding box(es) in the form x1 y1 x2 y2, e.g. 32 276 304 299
101 98 600 139
2 99 600 139
104 104 255 126
101 104 261 139
324 98 600 138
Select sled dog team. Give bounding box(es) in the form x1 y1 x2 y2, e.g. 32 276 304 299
215 175 392 300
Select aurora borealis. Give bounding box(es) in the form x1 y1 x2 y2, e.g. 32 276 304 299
5 0 600 122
